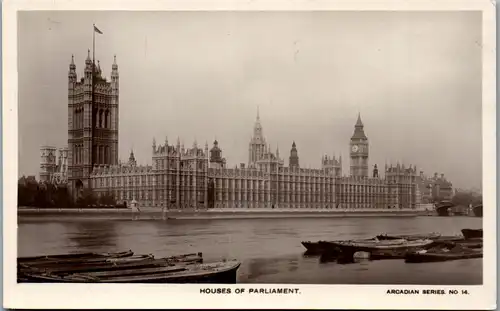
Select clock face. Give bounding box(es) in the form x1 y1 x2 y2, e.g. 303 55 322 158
352 145 359 152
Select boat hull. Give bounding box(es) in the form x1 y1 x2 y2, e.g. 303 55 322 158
376 233 441 241
320 239 433 262
461 229 483 239
23 262 241 284
18 252 204 283
301 241 328 255
18 250 134 263
405 251 482 263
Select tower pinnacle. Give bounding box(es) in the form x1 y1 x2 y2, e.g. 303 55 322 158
356 112 364 127
112 55 118 70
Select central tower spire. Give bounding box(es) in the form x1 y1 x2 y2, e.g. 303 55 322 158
248 107 266 167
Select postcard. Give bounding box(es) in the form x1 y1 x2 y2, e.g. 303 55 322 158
3 0 496 309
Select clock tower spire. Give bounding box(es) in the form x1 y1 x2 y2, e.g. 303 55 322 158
350 113 369 177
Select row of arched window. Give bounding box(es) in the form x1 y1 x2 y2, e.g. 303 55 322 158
92 145 111 165
93 109 111 129
74 108 84 129
74 144 84 164
74 108 112 129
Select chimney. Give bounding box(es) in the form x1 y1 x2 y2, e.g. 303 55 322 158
441 173 444 179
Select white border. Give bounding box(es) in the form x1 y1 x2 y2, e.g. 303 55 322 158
3 0 496 309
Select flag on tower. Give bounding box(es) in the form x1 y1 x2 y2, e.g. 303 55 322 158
94 25 103 34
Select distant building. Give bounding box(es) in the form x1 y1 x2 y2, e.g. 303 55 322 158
39 146 57 183
39 146 68 185
416 171 453 203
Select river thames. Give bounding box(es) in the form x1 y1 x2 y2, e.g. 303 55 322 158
18 215 482 284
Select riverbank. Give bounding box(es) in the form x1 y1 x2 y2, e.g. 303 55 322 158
18 207 427 220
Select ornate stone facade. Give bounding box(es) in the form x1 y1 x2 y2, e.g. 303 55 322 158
67 52 119 197
89 113 418 210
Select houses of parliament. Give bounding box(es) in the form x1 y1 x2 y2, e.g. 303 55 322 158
39 53 454 210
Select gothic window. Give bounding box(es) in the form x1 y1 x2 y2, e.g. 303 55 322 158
105 110 109 128
77 145 80 164
92 145 97 165
99 110 104 128
80 145 84 164
74 109 78 129
93 108 98 128
105 146 109 164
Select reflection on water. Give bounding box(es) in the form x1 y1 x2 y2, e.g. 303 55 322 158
67 222 118 250
18 216 482 284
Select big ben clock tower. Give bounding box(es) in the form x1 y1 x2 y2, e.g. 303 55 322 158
350 113 369 177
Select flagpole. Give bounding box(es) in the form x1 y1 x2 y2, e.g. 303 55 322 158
93 23 95 65
91 24 96 169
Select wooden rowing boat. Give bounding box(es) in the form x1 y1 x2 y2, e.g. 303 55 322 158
18 250 134 263
302 237 378 255
405 246 483 263
461 228 483 239
23 260 241 284
376 233 441 241
320 238 434 261
18 252 203 282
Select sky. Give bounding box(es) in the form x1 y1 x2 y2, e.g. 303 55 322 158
18 11 482 190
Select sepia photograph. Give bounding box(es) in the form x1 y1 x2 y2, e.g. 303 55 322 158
3 0 496 309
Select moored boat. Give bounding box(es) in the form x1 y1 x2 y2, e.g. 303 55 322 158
301 241 329 255
23 260 241 284
461 228 483 239
303 237 378 255
405 245 482 263
322 238 434 261
376 232 441 241
18 252 203 282
18 250 134 263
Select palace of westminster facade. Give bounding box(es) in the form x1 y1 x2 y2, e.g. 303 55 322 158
39 54 454 209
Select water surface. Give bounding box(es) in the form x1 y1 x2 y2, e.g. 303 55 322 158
18 216 482 284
